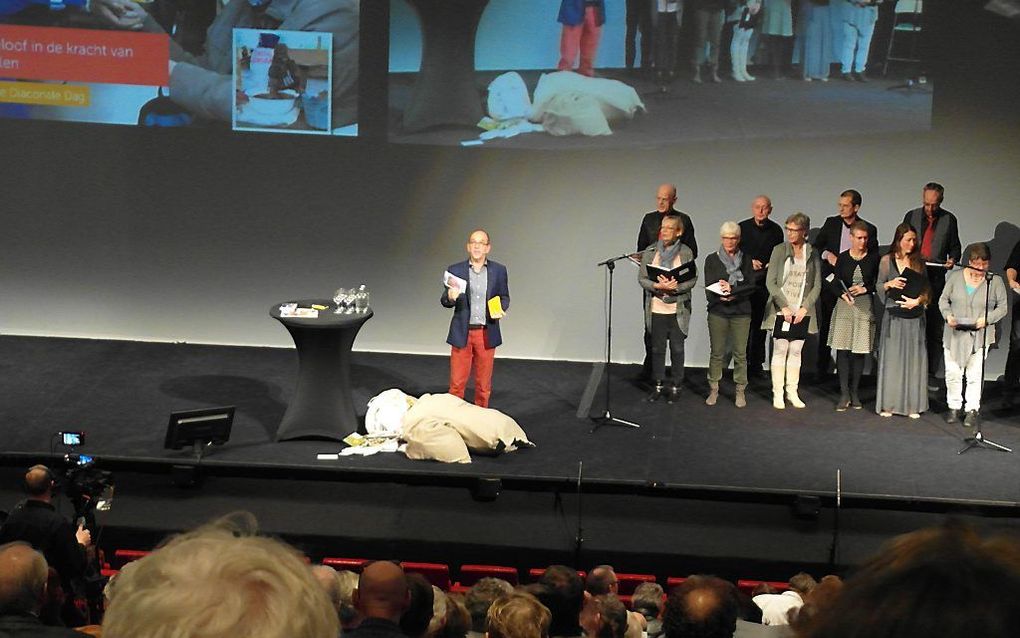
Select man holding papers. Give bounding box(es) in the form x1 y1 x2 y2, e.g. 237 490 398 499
639 215 697 404
441 229 510 408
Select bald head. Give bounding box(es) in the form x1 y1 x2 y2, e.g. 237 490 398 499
663 576 738 638
656 184 678 213
24 465 53 498
751 196 773 225
0 542 48 614
354 561 409 622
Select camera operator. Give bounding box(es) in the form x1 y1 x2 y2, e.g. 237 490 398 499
0 465 92 625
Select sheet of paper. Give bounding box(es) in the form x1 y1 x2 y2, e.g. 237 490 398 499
443 270 467 291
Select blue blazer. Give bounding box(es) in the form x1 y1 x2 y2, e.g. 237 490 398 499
558 0 605 27
440 260 510 349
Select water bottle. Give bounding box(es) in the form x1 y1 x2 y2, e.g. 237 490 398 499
356 284 370 313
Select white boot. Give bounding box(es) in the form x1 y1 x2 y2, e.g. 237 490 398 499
786 364 806 408
742 48 756 81
771 363 786 409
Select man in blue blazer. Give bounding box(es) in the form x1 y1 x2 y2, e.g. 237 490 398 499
440 229 510 407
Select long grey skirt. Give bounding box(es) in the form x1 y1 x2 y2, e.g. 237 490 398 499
875 313 929 416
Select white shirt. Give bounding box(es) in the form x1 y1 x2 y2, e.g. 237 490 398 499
753 591 803 626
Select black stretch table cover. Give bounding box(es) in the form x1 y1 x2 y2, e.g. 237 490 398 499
402 0 489 132
270 300 372 441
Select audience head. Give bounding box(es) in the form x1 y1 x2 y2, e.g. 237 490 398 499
357 560 410 624
101 512 339 638
585 565 618 596
537 565 585 637
23 465 54 498
0 541 48 616
486 591 551 638
838 189 862 217
787 572 817 597
631 582 665 620
400 572 435 638
799 524 1020 638
663 575 738 638
751 196 773 224
311 565 344 619
657 184 678 213
580 594 628 638
466 577 514 632
790 575 842 629
335 569 360 629
435 592 470 638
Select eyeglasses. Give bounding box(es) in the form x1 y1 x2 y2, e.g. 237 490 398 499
785 227 805 233
468 241 489 246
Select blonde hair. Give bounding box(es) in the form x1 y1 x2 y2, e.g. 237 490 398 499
719 221 741 238
102 512 339 638
487 591 551 638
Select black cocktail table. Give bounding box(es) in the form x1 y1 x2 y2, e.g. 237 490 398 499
270 300 373 441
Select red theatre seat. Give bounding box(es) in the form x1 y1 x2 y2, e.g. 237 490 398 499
458 564 520 588
665 576 688 591
401 561 452 591
322 557 370 572
615 573 657 596
737 579 790 596
528 567 588 582
111 549 150 569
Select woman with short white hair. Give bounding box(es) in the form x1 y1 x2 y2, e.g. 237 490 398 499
703 221 757 407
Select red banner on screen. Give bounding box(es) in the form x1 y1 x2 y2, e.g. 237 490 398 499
0 25 168 86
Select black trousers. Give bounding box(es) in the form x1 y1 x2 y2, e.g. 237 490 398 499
817 288 837 373
1004 302 1020 391
748 285 770 372
650 313 686 384
924 267 947 376
626 0 653 69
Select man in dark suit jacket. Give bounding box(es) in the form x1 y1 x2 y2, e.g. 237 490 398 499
903 182 961 383
811 189 879 375
440 229 510 408
637 183 697 380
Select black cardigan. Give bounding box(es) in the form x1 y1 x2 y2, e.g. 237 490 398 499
704 251 757 316
832 249 880 295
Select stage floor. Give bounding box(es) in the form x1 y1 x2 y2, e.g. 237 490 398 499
2 335 1019 508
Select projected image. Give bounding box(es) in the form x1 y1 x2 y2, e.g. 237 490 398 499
0 0 358 135
387 0 933 149
233 28 332 134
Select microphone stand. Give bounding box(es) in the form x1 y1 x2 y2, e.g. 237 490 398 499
591 253 642 432
957 265 1011 454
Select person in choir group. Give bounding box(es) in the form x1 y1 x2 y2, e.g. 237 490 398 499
798 0 832 81
441 229 511 408
704 222 757 408
812 189 879 377
690 0 727 84
638 184 698 381
639 215 697 404
625 0 653 74
828 220 879 411
759 0 793 79
739 195 785 380
838 0 881 81
557 0 606 77
763 212 821 410
728 0 762 82
875 223 930 419
1003 240 1020 408
902 182 962 390
652 1 684 85
939 243 1009 428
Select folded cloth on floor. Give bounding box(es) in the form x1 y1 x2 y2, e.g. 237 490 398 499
401 393 533 464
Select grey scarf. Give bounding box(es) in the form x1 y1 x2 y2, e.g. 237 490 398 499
718 248 745 284
656 239 683 268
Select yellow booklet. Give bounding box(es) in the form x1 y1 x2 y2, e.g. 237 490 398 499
487 296 504 318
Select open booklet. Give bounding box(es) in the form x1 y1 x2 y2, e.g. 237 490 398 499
646 261 696 283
